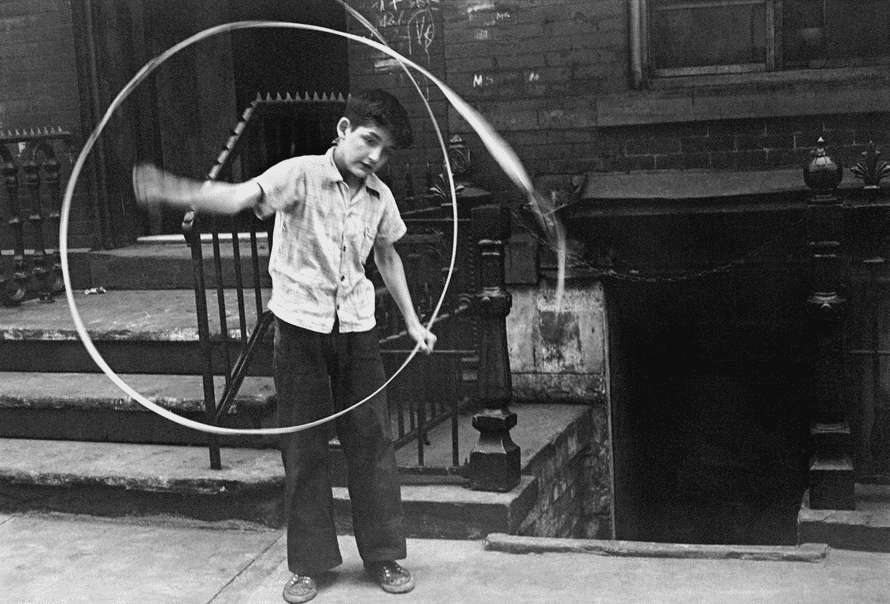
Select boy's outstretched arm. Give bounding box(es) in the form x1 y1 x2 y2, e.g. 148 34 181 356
373 239 437 354
133 163 262 215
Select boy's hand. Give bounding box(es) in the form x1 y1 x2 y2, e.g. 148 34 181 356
408 325 437 355
132 163 202 209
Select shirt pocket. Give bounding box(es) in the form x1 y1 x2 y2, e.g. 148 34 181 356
345 216 375 263
359 226 376 263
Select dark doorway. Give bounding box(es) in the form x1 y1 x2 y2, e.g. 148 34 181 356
75 0 350 241
230 0 349 113
607 267 811 545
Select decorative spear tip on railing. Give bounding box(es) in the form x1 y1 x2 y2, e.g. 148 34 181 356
255 91 347 104
0 126 72 143
850 141 890 190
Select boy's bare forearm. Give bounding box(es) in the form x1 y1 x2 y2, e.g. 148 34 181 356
375 247 422 331
133 164 261 215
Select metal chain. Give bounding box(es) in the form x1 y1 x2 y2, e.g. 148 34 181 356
510 208 806 284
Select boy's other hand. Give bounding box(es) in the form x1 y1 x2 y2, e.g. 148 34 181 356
408 325 437 355
133 163 201 209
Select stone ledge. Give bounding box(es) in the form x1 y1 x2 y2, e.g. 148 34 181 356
0 372 274 414
334 476 538 540
798 485 890 552
484 533 828 563
0 439 284 495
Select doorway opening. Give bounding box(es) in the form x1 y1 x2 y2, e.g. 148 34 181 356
607 268 811 545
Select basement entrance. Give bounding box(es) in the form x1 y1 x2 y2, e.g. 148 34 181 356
607 267 811 545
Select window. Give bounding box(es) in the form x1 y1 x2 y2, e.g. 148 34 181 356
650 0 771 75
783 0 890 67
639 0 890 78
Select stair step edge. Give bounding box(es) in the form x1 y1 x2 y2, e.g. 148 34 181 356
0 372 275 413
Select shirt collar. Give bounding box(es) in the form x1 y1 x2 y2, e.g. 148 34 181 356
323 146 381 198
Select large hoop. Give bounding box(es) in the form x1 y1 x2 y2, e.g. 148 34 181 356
60 21 459 436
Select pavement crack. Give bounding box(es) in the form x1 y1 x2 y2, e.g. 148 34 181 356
206 531 286 604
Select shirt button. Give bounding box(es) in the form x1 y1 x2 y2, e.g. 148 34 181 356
342 245 346 251
341 275 345 281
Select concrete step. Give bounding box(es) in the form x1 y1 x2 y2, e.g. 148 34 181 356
0 289 272 374
0 371 277 447
86 238 271 290
0 440 536 539
0 404 591 538
798 484 890 552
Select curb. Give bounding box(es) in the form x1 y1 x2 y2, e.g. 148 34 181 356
484 534 829 563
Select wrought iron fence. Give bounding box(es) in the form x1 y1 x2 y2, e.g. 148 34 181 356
0 128 74 306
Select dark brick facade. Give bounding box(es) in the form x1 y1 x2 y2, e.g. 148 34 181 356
0 0 79 130
346 1 889 206
1 0 93 249
609 113 890 173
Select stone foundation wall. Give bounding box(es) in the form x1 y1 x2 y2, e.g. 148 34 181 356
518 404 613 540
507 281 608 404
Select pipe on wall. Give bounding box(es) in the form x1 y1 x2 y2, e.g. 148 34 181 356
629 0 644 89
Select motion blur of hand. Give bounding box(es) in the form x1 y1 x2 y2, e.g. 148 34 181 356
132 163 202 210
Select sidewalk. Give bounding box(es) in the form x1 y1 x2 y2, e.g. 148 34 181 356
3 512 890 604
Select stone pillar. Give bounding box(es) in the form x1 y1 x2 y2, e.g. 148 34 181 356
469 204 521 491
804 138 855 510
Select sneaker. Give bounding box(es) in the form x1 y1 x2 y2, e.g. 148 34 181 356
364 561 415 594
282 573 317 603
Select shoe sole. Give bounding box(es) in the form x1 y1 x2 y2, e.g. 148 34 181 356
380 576 415 594
282 591 317 604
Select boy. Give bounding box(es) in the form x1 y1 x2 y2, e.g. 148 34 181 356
133 89 436 603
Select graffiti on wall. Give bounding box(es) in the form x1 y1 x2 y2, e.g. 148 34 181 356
370 0 440 64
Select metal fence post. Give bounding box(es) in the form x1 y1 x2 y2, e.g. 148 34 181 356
468 203 521 492
804 138 855 510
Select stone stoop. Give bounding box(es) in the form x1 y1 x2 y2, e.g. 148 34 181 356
0 404 591 539
798 484 890 552
0 245 596 540
0 371 278 448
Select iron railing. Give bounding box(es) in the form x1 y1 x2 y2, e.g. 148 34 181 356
1 128 74 306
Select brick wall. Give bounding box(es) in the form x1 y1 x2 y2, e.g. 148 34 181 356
605 112 890 173
441 0 626 200
348 1 890 199
347 0 450 198
518 403 613 539
0 0 80 131
0 0 92 250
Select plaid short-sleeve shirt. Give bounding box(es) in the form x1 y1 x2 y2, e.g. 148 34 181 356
253 147 407 334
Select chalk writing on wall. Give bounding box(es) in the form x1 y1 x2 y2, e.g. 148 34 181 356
370 0 440 64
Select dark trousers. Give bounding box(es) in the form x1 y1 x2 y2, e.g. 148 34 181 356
274 317 406 575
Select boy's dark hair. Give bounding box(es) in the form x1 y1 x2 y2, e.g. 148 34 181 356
345 89 413 149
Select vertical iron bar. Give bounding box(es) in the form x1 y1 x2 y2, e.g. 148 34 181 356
870 261 882 468
210 217 232 388
416 360 426 467
187 213 221 469
1 147 28 305
41 149 64 295
250 223 263 318
230 222 248 346
452 355 460 468
23 154 51 302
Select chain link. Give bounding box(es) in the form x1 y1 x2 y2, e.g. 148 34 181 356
510 208 807 284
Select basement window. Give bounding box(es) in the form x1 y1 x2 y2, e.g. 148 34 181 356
638 0 890 79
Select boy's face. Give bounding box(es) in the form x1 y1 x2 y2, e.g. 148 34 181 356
333 117 396 186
